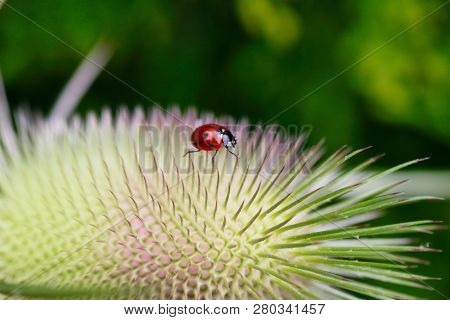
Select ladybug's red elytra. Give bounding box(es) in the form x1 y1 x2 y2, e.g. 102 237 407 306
184 124 238 165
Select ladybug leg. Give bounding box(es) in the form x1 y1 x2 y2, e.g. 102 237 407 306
183 149 201 157
211 149 219 167
226 148 239 159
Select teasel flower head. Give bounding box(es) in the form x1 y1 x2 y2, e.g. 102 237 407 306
0 45 442 300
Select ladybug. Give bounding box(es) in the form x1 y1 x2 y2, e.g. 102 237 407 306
184 124 238 165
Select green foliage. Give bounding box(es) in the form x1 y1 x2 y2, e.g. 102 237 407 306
0 0 448 149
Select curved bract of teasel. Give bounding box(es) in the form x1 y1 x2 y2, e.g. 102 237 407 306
0 45 442 300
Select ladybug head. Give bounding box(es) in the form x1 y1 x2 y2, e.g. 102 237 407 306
218 127 237 149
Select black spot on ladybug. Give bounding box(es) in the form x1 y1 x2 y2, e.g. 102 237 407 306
193 141 198 147
203 132 209 138
208 143 214 148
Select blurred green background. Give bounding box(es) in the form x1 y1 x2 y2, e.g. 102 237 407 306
0 0 449 299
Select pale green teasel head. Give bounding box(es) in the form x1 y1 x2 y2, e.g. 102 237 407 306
0 43 443 300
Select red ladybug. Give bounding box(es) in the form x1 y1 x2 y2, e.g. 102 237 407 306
184 124 238 165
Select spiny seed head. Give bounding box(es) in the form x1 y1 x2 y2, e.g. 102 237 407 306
0 106 441 299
